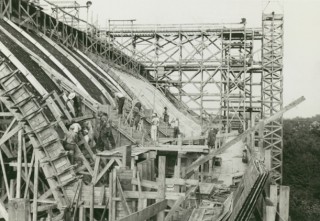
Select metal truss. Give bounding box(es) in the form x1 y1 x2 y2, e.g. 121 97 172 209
262 13 284 183
104 24 263 129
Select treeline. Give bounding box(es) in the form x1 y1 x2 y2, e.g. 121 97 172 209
283 115 320 221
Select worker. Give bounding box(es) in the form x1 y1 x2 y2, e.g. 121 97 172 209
134 101 142 111
115 92 125 116
132 105 140 130
68 92 82 117
96 118 115 151
123 99 131 125
163 107 169 123
69 121 82 134
138 108 145 132
83 121 95 147
207 127 217 149
151 113 160 145
64 122 82 164
171 118 180 138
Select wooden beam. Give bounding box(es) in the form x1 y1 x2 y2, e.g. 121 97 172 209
89 184 94 221
32 155 39 221
122 191 184 200
131 179 158 190
185 96 305 176
23 151 35 198
0 112 13 117
265 206 276 221
16 129 23 198
92 156 101 183
116 200 167 221
279 186 290 221
157 156 166 221
0 149 10 199
0 124 23 147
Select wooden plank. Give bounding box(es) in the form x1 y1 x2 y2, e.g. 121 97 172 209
0 149 10 199
136 171 143 211
0 112 13 117
32 155 39 221
266 206 276 221
122 145 132 168
117 200 167 221
269 185 278 207
122 191 184 200
265 149 272 170
79 206 85 221
0 124 23 147
279 186 290 221
112 170 116 221
184 96 305 177
16 129 23 198
157 156 166 221
131 179 158 190
90 184 94 221
23 151 35 198
92 156 101 183
163 178 199 186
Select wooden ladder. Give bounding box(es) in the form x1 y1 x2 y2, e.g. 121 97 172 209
0 61 79 209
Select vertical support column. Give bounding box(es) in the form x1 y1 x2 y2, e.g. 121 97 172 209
90 183 94 221
108 171 113 221
122 145 132 169
279 186 290 221
157 156 166 221
16 129 23 198
32 155 39 221
262 13 284 183
0 149 10 199
8 199 30 221
174 154 181 192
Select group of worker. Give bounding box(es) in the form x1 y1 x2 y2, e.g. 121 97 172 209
63 91 117 164
115 92 145 131
64 90 221 164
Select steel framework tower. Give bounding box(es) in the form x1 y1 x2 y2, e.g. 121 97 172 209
262 12 284 183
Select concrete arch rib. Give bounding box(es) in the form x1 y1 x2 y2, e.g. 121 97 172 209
2 17 91 98
37 33 116 107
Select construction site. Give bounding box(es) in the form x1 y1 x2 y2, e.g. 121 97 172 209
0 0 306 221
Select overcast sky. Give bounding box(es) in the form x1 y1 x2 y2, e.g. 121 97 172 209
74 0 320 118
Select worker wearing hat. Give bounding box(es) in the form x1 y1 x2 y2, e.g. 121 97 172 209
151 113 160 145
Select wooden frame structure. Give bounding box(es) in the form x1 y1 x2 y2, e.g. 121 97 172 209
103 23 263 129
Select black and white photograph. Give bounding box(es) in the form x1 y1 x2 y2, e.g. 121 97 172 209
0 0 318 221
